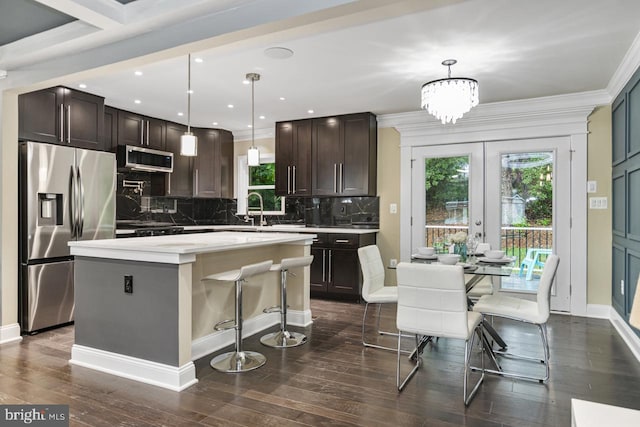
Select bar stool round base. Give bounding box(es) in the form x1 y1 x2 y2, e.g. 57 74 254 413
210 351 266 373
260 330 307 348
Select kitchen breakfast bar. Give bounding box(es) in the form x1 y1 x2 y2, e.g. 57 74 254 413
68 231 315 391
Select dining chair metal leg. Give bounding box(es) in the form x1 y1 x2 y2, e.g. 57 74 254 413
471 317 550 383
362 302 410 353
463 324 485 406
397 333 422 391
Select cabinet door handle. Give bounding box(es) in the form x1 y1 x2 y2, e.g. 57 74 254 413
322 250 326 282
146 120 150 146
333 163 338 193
140 121 144 146
194 169 199 195
287 166 291 194
335 239 350 243
66 105 71 143
167 174 171 194
292 165 296 194
339 163 343 193
59 104 65 143
328 249 332 283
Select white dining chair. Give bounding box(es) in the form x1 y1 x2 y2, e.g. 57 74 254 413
472 254 559 382
358 245 404 352
395 262 484 405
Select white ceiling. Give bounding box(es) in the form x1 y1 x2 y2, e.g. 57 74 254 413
3 0 640 136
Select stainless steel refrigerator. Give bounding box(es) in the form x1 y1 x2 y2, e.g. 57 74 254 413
19 141 116 333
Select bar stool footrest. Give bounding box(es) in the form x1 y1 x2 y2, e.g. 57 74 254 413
214 318 236 331
262 305 281 314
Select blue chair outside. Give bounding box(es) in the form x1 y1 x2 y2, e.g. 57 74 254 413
519 248 552 280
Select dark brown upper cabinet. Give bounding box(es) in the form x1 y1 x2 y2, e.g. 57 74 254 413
193 128 234 198
117 110 166 150
163 122 192 197
311 112 377 196
19 86 105 150
275 120 312 196
104 106 118 152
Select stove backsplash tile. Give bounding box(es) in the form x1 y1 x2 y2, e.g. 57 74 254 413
117 172 378 227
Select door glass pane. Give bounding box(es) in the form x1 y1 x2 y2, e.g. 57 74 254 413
424 156 470 252
499 152 554 292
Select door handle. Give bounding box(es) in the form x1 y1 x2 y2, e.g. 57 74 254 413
77 166 85 238
333 163 337 193
322 250 326 282
292 165 296 194
146 120 150 146
69 166 76 238
67 105 71 143
328 249 332 283
194 169 199 196
167 174 171 194
59 104 65 143
334 239 350 243
475 220 482 226
140 121 144 146
287 166 291 194
339 163 343 193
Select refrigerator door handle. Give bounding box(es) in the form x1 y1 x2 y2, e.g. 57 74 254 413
69 165 77 239
59 104 65 143
77 166 85 238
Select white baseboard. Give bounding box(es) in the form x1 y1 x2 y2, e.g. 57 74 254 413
609 307 640 364
586 304 611 319
191 309 313 361
69 345 198 392
0 323 22 345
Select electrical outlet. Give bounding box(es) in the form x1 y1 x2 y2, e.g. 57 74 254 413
389 203 398 214
124 275 133 294
390 258 398 268
621 280 624 296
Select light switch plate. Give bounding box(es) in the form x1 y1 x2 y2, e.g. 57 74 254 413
389 203 397 214
587 181 597 193
589 197 608 209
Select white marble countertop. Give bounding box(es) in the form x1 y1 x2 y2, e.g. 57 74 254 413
116 224 378 235
71 231 315 264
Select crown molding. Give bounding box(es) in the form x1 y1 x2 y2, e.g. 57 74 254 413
233 127 274 142
608 30 640 100
378 90 609 144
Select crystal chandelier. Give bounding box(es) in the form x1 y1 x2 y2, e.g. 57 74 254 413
421 59 478 124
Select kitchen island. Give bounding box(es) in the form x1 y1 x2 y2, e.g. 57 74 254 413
68 231 314 391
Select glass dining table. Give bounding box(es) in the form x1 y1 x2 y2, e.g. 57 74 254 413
406 255 515 367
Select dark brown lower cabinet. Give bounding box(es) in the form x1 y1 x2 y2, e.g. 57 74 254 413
310 232 376 300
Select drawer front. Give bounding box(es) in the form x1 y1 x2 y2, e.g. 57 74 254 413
327 233 359 248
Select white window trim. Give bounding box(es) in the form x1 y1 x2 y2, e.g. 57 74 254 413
236 153 285 216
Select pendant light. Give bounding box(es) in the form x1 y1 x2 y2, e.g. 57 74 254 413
246 72 260 166
180 54 197 156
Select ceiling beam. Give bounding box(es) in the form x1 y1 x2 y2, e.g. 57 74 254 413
33 0 124 29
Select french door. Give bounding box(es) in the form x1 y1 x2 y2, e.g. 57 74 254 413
411 137 571 311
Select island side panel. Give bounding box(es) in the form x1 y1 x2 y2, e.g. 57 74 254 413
75 257 181 366
191 243 310 341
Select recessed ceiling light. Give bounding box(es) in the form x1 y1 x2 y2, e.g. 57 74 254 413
134 99 141 104
248 125 252 128
78 83 87 89
308 109 314 114
178 112 184 116
212 122 218 126
264 47 294 60
227 104 234 109
194 57 203 63
279 97 285 101
134 71 143 76
259 115 265 120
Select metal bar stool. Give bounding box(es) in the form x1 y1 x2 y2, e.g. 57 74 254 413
260 255 313 348
202 260 272 373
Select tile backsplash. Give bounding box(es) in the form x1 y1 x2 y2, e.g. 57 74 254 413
116 172 379 228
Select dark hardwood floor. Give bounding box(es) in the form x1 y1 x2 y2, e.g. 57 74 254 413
2 299 640 426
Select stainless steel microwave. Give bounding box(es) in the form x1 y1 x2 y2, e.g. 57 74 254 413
117 145 173 173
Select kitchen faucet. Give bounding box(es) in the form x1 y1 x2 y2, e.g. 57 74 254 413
246 192 266 226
